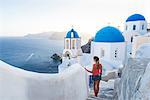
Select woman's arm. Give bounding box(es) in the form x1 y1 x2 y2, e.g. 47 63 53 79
84 67 93 73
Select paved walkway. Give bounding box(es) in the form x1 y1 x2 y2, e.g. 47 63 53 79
87 85 114 100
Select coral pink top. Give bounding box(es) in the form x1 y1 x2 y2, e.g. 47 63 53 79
85 64 102 76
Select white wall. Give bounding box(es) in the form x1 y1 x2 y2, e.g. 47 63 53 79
91 42 126 65
110 42 126 64
0 60 89 100
124 21 147 35
132 36 150 58
91 42 111 61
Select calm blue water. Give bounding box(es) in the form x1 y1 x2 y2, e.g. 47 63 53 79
0 37 63 73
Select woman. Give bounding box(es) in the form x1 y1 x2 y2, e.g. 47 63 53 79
84 56 102 97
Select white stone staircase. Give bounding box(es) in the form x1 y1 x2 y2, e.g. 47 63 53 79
87 88 114 100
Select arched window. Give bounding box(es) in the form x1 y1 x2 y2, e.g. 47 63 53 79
64 51 71 59
72 40 75 49
142 24 144 30
101 49 105 58
66 40 69 49
71 32 74 38
133 25 136 30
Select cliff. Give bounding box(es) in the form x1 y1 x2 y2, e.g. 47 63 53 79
115 58 150 100
114 43 150 100
81 38 93 53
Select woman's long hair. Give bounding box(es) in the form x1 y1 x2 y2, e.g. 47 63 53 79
93 56 99 69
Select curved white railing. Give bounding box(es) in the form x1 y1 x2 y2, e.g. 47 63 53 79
0 60 89 100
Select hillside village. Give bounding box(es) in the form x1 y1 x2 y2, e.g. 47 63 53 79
0 14 150 100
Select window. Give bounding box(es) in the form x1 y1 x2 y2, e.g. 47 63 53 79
71 32 74 38
66 40 69 49
64 51 71 59
142 24 144 30
101 49 105 58
126 25 128 30
131 36 133 43
72 40 75 49
133 25 136 30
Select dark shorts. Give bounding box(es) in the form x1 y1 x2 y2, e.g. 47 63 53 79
92 75 101 81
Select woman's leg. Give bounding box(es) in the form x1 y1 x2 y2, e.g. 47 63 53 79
97 80 100 95
95 80 99 97
93 81 96 96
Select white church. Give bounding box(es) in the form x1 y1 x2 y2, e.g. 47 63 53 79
123 14 150 58
62 28 82 61
91 26 126 65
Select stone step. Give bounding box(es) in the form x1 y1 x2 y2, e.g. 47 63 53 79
87 88 114 100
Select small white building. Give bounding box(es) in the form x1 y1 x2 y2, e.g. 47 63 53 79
59 28 83 72
91 26 126 65
123 14 150 57
63 28 82 61
123 14 148 55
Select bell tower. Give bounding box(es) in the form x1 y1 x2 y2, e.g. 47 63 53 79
63 28 82 62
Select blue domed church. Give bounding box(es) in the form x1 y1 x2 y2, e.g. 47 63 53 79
123 14 147 45
91 26 126 64
63 28 82 61
123 14 148 57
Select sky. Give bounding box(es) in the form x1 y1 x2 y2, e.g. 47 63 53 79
0 0 150 36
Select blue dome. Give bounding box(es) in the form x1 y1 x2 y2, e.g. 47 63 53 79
94 26 125 42
126 14 145 22
66 29 79 38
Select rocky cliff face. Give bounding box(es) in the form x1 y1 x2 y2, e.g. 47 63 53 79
113 43 150 100
115 58 150 100
81 38 93 53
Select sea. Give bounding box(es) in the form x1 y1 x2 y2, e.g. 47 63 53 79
0 37 63 73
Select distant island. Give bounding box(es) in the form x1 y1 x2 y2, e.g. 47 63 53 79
24 31 92 40
24 31 66 40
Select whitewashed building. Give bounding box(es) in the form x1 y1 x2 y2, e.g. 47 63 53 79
123 14 150 57
63 28 82 61
123 14 148 55
91 26 126 65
